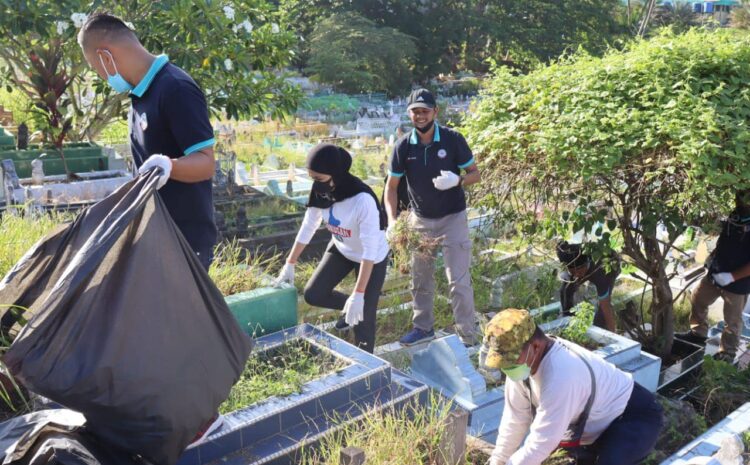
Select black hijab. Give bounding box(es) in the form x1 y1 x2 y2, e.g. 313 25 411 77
306 143 387 230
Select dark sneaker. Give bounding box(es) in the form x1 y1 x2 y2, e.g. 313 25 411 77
190 412 224 446
399 327 435 346
334 317 350 332
713 351 735 363
675 330 707 346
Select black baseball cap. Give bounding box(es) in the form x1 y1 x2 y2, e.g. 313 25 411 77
556 241 589 268
407 88 436 110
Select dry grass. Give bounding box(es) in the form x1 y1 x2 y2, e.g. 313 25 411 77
389 213 443 275
208 240 281 295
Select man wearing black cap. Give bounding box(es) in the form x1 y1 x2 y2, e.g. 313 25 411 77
384 88 481 346
556 241 620 332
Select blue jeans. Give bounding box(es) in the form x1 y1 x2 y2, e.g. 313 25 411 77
590 383 663 465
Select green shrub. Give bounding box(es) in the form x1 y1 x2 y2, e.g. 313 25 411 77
464 28 750 356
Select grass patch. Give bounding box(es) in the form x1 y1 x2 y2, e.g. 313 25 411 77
0 363 30 422
0 208 69 278
299 397 486 465
221 197 302 224
695 356 750 426
372 294 454 347
220 339 348 414
644 396 707 465
208 240 281 296
499 265 560 310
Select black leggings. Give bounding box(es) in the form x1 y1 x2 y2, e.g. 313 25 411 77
304 245 388 353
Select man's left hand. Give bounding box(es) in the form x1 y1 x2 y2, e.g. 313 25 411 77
713 272 735 287
432 170 460 190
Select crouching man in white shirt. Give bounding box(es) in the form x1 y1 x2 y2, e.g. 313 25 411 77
482 309 663 465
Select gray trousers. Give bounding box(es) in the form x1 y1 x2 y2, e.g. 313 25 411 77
409 210 476 338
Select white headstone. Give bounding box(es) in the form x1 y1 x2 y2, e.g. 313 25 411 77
251 164 261 186
265 154 280 169
31 159 45 185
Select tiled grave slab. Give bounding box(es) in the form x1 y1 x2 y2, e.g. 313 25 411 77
177 324 427 465
659 402 750 465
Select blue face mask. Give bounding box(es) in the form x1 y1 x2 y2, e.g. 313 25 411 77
99 50 133 94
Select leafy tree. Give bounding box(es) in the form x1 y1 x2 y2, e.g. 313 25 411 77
0 0 301 149
464 29 750 356
306 12 416 95
283 0 628 82
652 2 700 33
480 0 626 67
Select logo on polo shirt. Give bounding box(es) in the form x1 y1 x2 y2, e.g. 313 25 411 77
139 113 148 131
438 149 447 158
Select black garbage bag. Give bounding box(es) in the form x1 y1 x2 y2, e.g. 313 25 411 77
0 172 253 465
0 409 141 465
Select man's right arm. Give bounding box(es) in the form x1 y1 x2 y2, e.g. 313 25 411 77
559 271 577 313
386 143 405 224
491 382 534 465
385 175 401 224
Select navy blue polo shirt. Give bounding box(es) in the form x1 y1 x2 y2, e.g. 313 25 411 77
389 124 475 219
128 55 217 252
710 211 750 294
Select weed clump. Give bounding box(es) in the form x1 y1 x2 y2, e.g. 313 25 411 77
220 339 348 414
389 213 443 275
558 302 598 349
209 240 281 295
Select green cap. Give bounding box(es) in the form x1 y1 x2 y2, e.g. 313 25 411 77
483 308 536 369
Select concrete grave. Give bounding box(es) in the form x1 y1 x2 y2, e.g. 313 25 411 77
176 324 429 465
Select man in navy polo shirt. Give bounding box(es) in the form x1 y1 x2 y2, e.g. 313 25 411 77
384 88 482 346
677 189 750 363
78 13 217 271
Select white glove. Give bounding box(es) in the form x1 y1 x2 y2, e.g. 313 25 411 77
138 154 172 189
713 272 735 287
432 170 461 190
275 262 295 286
489 454 504 465
343 292 365 326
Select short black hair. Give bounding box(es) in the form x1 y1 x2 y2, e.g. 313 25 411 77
521 326 546 351
556 241 589 269
78 12 137 49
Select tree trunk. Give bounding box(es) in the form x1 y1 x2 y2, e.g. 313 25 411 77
643 235 674 358
651 274 674 358
620 210 675 359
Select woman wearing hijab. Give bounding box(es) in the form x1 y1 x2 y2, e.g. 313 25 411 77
275 144 390 353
